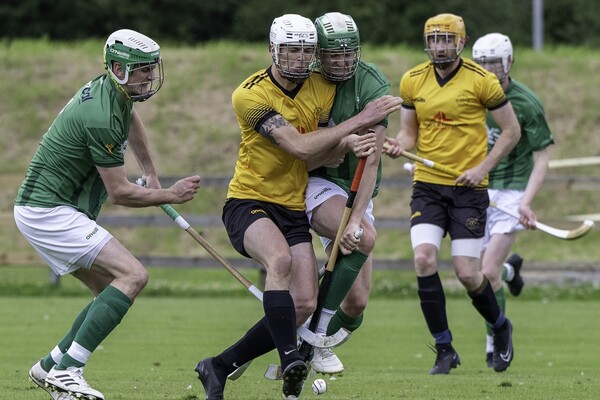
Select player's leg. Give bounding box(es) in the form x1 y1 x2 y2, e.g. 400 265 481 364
481 232 517 367
46 237 147 399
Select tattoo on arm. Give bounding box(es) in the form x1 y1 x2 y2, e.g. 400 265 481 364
258 114 290 145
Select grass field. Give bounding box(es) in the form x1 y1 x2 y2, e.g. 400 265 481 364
1 267 599 400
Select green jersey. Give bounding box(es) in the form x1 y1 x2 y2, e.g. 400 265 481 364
487 79 554 190
15 74 133 220
310 61 390 196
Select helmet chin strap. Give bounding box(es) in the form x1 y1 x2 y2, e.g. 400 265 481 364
106 68 133 102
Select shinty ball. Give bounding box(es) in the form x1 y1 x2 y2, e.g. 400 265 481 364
312 378 327 395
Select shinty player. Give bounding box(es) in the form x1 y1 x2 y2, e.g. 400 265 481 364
303 11 392 376
194 14 402 400
384 13 521 374
472 32 554 367
16 29 200 400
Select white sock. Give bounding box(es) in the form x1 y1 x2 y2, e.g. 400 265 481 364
486 335 494 353
66 342 92 366
50 346 64 365
504 263 515 282
315 308 336 335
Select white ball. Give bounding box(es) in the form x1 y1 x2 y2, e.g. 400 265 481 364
403 162 413 172
312 378 327 395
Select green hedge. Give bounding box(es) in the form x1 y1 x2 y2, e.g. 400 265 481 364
1 0 599 47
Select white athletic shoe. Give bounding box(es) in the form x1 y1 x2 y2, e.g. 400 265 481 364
310 347 344 375
29 361 77 400
45 366 105 400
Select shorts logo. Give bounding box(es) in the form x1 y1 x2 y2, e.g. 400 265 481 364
410 211 422 220
250 209 266 215
466 217 480 229
313 187 332 200
86 227 99 240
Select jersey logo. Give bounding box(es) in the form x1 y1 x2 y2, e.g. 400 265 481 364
433 111 452 123
81 86 93 102
104 143 115 154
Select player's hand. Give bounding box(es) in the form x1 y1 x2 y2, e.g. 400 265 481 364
348 131 377 158
455 165 486 187
170 175 201 203
518 204 537 229
360 95 403 126
383 137 403 159
339 223 363 255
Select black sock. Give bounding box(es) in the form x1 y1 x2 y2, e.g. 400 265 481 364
215 317 274 375
417 273 451 342
263 290 299 370
468 276 505 328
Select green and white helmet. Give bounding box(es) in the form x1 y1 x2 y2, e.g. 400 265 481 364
270 14 317 83
315 12 361 83
103 29 164 101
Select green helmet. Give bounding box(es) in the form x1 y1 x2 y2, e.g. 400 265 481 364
103 29 164 102
315 12 361 83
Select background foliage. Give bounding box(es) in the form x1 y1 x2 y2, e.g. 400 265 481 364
1 0 599 48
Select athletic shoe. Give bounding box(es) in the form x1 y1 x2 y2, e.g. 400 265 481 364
29 361 77 400
485 352 493 369
506 253 524 296
428 344 461 375
45 366 104 400
195 357 227 400
492 319 514 372
310 347 344 375
281 359 308 400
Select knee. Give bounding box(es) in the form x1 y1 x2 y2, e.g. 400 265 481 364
342 296 368 317
414 251 437 275
359 226 377 253
128 263 149 296
455 269 480 290
294 295 317 325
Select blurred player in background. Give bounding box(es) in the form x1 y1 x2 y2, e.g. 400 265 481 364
304 11 392 376
15 29 201 400
384 13 521 374
194 14 401 400
472 32 554 368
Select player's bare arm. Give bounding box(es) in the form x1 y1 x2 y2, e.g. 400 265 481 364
98 165 200 207
129 108 160 188
384 107 418 158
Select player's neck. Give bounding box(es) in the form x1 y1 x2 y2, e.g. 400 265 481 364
269 65 301 91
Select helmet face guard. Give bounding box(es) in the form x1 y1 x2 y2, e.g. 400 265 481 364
104 29 164 101
315 12 361 83
423 14 466 70
472 33 513 82
270 14 317 83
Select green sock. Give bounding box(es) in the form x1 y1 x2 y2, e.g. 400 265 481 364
323 251 368 310
57 285 131 369
326 308 364 336
485 287 506 336
40 300 94 372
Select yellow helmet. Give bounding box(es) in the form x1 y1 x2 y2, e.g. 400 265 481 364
423 13 467 69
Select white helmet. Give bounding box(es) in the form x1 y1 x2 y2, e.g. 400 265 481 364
270 14 317 83
104 29 164 101
472 33 513 81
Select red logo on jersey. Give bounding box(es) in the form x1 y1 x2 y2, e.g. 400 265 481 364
297 126 307 134
433 111 452 123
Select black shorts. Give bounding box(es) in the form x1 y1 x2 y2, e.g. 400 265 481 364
410 181 489 240
222 198 312 258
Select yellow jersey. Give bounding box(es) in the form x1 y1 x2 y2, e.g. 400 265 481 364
227 68 335 210
400 58 508 186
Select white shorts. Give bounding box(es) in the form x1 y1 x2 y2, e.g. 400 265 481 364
305 176 375 250
14 205 112 276
483 189 525 248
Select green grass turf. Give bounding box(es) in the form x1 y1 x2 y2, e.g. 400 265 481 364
1 296 598 399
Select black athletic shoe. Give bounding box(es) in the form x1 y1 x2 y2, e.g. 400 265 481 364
428 344 461 375
506 253 524 296
281 359 308 400
492 319 514 372
486 352 493 368
195 357 226 400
